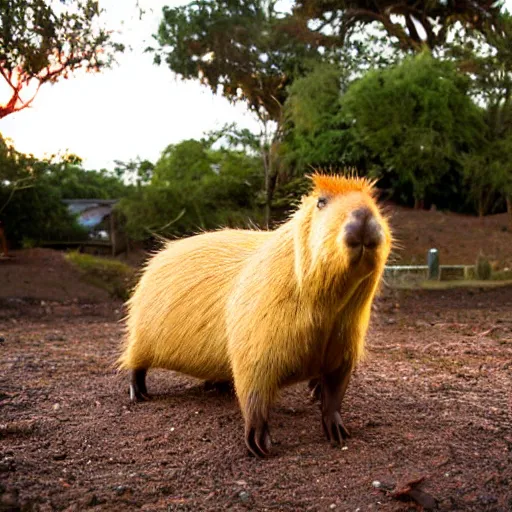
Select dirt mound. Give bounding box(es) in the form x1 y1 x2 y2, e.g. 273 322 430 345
388 206 512 268
0 248 110 302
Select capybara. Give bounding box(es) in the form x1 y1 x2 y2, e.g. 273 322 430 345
118 172 392 457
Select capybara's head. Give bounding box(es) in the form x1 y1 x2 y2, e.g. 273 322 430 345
294 172 392 287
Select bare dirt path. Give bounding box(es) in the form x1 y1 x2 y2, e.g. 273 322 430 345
1 286 511 511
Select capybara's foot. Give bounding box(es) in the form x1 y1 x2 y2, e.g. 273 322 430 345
308 378 321 403
322 410 351 445
129 369 150 402
204 380 234 395
244 392 272 458
245 421 272 458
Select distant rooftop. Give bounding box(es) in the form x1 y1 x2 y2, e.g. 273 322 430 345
63 199 118 228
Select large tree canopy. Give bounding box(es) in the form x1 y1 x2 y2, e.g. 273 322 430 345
341 51 486 208
151 0 323 122
0 0 124 118
291 0 506 52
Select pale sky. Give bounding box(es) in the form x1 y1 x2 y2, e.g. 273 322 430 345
1 0 510 170
0 0 262 170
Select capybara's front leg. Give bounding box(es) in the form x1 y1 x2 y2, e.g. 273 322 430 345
233 366 275 457
320 362 353 445
243 391 272 458
129 369 150 402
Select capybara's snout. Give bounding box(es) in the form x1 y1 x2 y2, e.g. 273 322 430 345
344 206 383 253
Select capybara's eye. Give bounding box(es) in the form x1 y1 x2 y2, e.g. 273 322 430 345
317 197 328 209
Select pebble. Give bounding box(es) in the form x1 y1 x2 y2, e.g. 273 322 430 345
53 452 67 461
53 403 60 411
372 480 381 488
238 490 250 502
329 504 337 509
113 485 128 496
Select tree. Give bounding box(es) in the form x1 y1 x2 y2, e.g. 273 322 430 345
341 51 485 208
113 158 155 188
451 11 512 222
118 137 264 240
151 0 328 226
0 0 124 119
291 0 506 52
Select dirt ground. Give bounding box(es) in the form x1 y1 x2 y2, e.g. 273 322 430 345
1 281 511 511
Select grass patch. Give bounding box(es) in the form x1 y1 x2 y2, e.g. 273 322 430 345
391 279 512 290
492 269 512 281
65 252 137 300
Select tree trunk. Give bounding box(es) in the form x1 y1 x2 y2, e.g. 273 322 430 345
507 196 512 230
414 198 424 209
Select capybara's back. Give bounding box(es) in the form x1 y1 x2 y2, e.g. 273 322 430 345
118 229 270 382
119 172 392 458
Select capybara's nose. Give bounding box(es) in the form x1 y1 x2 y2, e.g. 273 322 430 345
344 207 382 249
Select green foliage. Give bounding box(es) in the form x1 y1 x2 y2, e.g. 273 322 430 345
0 0 124 118
0 135 129 247
292 0 505 52
281 62 356 176
113 158 155 187
341 51 486 207
65 252 136 301
152 139 212 184
118 139 265 241
151 0 323 122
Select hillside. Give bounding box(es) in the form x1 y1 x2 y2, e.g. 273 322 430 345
388 206 512 269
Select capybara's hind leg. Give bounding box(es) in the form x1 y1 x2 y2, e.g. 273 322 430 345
320 363 353 445
243 392 272 458
129 369 150 402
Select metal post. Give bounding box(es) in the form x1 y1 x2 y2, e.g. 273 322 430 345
427 248 439 280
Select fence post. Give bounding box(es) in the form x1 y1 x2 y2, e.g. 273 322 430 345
427 248 439 280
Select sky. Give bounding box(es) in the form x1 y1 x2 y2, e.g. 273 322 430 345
0 0 262 170
1 0 511 171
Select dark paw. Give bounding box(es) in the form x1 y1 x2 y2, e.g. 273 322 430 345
322 411 351 445
245 422 272 458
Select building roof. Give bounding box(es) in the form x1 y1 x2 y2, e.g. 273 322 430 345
63 199 118 229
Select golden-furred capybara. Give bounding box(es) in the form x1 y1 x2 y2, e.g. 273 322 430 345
118 172 392 457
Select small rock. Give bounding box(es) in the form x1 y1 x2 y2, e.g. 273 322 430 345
238 490 250 503
113 485 128 496
53 403 60 411
53 452 67 461
372 480 381 488
386 318 396 325
329 504 337 509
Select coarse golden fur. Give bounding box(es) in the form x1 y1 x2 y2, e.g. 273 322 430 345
118 171 392 456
